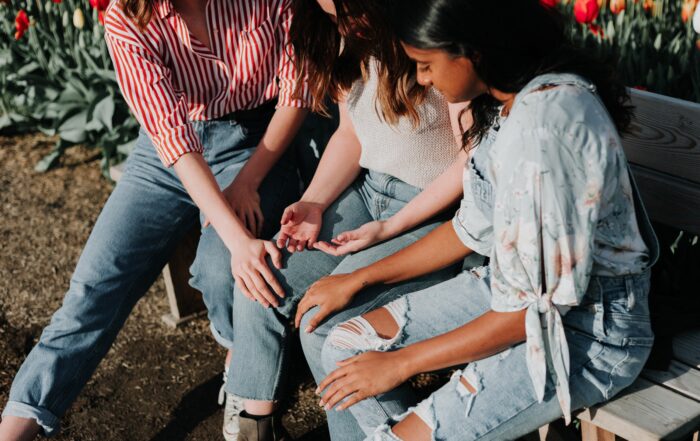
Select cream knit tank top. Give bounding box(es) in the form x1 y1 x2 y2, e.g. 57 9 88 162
346 59 460 189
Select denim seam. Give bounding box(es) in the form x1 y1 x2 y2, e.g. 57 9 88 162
49 211 189 414
605 347 631 400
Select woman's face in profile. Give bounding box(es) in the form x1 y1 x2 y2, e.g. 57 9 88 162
401 43 486 103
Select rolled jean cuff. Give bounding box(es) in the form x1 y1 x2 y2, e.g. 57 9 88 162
209 322 235 350
2 401 60 437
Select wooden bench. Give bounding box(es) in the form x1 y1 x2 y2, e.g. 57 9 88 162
573 89 700 440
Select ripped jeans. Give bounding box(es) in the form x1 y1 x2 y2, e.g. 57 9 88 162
321 267 654 440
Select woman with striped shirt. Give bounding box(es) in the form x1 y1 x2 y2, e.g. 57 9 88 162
0 0 308 440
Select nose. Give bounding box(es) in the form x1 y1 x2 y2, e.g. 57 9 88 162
416 69 432 87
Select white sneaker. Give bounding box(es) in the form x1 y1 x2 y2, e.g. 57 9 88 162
219 366 244 441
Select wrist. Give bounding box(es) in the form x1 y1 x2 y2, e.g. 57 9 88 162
394 346 420 380
383 217 406 239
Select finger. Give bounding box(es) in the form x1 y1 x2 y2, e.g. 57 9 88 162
324 379 359 410
276 231 289 249
287 238 299 254
234 275 254 301
255 258 285 299
294 297 310 329
336 354 361 366
305 307 330 334
254 206 264 238
203 218 211 228
336 392 365 411
281 206 295 225
317 368 347 394
306 230 320 249
242 273 268 307
296 241 305 252
313 241 342 256
248 269 279 307
244 209 258 237
265 242 284 270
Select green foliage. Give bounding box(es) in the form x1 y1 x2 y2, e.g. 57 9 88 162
0 0 137 176
557 0 700 102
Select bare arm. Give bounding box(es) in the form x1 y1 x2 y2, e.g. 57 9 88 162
317 309 527 410
277 99 363 250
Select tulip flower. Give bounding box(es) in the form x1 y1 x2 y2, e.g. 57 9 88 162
14 10 29 40
610 0 625 14
540 0 558 8
574 0 600 24
682 0 697 23
73 8 85 29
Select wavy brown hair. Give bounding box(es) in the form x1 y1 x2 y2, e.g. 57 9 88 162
290 0 426 125
120 0 154 29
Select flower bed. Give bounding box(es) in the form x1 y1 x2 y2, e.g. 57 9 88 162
0 0 698 172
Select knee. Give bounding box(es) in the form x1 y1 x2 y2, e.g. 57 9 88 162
299 309 326 357
321 297 408 372
190 244 233 301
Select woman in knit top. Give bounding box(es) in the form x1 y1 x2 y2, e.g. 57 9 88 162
222 0 476 439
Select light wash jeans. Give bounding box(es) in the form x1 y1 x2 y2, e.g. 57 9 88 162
227 170 460 441
321 267 654 440
1 108 300 436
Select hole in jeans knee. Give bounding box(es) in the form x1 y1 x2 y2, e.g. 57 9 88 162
328 297 408 352
454 365 482 417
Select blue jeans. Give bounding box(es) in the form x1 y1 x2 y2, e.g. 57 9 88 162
322 268 654 440
227 170 459 441
2 112 300 436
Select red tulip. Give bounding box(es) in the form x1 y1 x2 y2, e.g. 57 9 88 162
14 9 29 40
540 0 558 8
682 0 697 23
643 0 654 13
89 0 109 10
574 0 600 24
610 0 626 14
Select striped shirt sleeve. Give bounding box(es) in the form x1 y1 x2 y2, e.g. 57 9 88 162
275 0 310 108
104 7 203 167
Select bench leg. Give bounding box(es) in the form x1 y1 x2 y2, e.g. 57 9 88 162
161 227 206 327
581 421 616 441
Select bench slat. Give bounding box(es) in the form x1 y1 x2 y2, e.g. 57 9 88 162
642 360 700 402
577 378 700 441
630 164 700 235
674 330 700 369
624 90 700 186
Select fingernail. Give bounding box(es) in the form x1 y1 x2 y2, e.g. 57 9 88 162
305 326 312 333
315 388 321 394
318 400 324 407
324 404 331 411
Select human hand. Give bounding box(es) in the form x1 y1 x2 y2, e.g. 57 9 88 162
276 201 324 252
294 273 365 332
205 179 264 237
313 220 390 256
231 238 285 308
317 351 410 411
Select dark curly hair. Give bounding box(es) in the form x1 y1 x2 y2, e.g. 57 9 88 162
392 0 633 148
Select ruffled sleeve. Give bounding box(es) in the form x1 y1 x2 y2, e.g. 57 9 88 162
489 125 607 423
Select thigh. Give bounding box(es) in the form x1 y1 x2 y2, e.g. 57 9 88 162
235 182 375 319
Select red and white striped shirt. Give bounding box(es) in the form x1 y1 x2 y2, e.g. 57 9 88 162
104 0 309 166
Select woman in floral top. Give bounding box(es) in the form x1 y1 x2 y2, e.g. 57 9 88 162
294 0 659 439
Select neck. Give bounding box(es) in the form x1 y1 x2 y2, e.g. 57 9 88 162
489 88 517 116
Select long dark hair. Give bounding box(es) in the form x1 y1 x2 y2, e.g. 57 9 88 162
290 0 425 125
392 0 633 148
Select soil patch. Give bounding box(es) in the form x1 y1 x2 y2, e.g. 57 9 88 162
0 135 328 441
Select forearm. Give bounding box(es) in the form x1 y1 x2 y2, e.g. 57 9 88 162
173 153 250 250
399 310 527 377
235 106 309 189
355 221 471 286
383 151 467 238
299 128 362 209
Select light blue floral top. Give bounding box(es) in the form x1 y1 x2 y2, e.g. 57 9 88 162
452 73 653 423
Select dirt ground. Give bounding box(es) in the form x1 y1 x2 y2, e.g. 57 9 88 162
0 134 329 441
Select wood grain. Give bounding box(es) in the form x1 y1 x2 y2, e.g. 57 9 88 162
623 90 700 185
